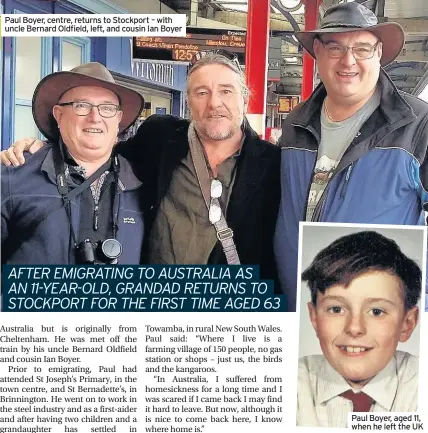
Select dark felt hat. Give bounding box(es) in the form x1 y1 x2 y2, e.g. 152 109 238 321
295 2 404 66
32 62 144 141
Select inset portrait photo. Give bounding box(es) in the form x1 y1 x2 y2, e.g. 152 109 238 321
296 223 426 428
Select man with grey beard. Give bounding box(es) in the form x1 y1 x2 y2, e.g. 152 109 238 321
1 53 281 287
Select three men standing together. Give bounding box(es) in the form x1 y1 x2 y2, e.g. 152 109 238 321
2 3 428 309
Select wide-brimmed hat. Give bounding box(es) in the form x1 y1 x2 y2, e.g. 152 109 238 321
295 2 404 66
32 62 144 141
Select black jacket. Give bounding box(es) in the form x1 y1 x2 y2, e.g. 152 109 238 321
118 114 281 289
1 146 144 264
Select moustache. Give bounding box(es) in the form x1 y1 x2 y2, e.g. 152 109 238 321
207 112 230 119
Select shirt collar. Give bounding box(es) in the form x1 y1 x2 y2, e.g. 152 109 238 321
63 147 88 178
62 145 78 167
195 129 245 170
317 358 354 405
41 145 142 191
359 357 398 411
41 145 109 184
317 355 398 410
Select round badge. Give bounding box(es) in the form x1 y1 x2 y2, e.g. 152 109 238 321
210 179 223 199
209 204 222 223
101 239 123 259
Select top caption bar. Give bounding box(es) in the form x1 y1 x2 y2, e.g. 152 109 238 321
0 14 187 37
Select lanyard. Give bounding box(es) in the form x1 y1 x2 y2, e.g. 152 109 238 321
52 140 120 247
187 124 241 265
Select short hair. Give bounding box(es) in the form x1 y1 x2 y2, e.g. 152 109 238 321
185 52 250 100
302 231 422 310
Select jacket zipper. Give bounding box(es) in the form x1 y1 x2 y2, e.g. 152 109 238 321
311 132 361 221
93 204 99 231
340 163 355 199
292 123 320 219
312 159 360 221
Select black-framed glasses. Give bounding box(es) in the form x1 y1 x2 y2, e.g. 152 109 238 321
58 101 121 118
190 49 242 71
318 38 381 60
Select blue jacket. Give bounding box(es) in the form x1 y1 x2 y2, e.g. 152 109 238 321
274 71 428 311
1 145 144 264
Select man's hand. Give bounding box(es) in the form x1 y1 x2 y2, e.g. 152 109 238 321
0 138 45 166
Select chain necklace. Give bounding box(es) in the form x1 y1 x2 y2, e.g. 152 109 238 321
324 100 355 123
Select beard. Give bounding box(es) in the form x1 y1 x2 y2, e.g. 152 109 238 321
192 112 243 141
196 122 237 140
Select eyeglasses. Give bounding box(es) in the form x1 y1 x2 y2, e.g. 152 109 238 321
209 178 223 223
58 101 121 118
318 38 381 60
190 49 242 71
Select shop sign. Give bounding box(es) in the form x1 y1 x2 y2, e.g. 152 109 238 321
131 60 174 87
278 95 300 113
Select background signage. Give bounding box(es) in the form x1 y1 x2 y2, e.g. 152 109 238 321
133 27 246 63
278 95 300 113
268 37 281 80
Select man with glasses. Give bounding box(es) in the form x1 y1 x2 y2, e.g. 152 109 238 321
274 2 428 311
1 62 145 264
2 54 280 286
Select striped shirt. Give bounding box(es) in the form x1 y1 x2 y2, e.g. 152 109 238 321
297 351 418 428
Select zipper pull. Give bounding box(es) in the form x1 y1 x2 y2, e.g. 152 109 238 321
345 164 353 181
93 205 99 231
340 163 354 199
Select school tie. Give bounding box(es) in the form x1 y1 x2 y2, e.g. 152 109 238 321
340 390 374 412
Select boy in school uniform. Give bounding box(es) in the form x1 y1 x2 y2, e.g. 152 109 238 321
297 231 421 428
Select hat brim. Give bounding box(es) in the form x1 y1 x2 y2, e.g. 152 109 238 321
295 22 404 66
32 71 144 141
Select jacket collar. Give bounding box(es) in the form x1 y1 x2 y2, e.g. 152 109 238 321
41 144 142 191
156 117 272 228
157 116 268 198
115 153 143 191
293 69 416 129
226 118 272 226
